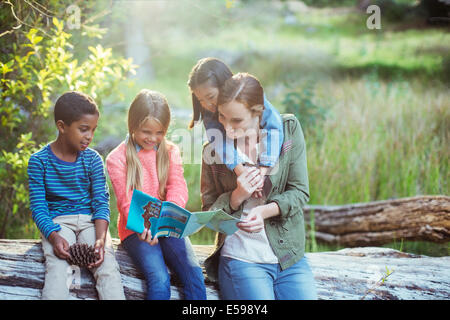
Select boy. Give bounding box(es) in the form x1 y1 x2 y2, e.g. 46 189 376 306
27 91 125 300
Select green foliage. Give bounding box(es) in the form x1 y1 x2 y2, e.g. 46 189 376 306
282 83 328 144
361 266 395 300
299 0 356 7
0 4 136 238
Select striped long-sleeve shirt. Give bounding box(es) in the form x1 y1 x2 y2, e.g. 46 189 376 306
27 144 110 239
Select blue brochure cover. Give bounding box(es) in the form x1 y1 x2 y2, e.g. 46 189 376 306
126 190 242 238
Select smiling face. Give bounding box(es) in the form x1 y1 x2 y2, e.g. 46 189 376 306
218 99 260 140
192 81 219 113
133 117 165 151
59 113 99 152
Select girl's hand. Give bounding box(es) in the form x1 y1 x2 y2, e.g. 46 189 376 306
237 206 265 233
252 167 269 198
139 228 159 246
89 239 105 269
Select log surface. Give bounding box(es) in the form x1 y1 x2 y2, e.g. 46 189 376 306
0 239 449 300
304 195 450 246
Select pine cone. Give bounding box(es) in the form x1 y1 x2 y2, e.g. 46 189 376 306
67 243 98 267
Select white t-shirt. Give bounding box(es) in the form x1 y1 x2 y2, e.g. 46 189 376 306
221 196 278 264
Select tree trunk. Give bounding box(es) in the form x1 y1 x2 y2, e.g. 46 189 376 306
304 195 450 246
0 239 449 300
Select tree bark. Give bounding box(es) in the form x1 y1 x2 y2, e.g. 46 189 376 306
304 195 450 246
0 239 449 300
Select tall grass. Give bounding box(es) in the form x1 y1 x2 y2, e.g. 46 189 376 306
305 77 449 205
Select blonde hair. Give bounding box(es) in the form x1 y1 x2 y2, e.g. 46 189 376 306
126 89 171 200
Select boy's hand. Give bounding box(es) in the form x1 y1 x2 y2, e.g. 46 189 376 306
48 231 71 260
88 239 105 269
90 219 108 268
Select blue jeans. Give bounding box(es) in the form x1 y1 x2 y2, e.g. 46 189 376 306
218 255 318 300
122 234 206 300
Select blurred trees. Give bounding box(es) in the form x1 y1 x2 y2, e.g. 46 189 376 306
282 0 449 23
357 0 449 23
0 0 136 238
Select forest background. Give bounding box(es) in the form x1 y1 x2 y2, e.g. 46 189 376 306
0 0 448 256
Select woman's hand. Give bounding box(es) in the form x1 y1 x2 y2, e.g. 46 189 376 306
230 167 263 210
237 202 280 233
237 206 265 233
138 228 159 246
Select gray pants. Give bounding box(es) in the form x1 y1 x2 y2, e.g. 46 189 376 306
40 214 125 300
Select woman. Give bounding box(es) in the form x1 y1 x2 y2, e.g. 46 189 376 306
201 73 318 300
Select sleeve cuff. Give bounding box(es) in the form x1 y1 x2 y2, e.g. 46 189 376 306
259 155 278 167
210 191 244 216
43 224 62 240
268 194 290 218
91 212 110 224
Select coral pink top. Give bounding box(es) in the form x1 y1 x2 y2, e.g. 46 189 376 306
106 141 188 241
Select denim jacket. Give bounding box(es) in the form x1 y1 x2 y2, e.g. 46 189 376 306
201 114 309 282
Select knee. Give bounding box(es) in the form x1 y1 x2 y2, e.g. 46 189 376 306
180 266 207 300
145 268 171 289
189 265 204 280
42 262 73 299
144 269 171 300
177 264 204 287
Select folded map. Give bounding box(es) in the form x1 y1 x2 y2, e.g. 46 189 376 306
126 189 242 238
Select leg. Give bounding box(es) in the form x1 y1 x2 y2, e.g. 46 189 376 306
159 237 206 300
273 256 318 300
77 216 125 300
122 233 171 300
40 218 77 300
218 256 276 300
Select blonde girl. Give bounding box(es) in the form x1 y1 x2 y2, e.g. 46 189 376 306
106 89 206 300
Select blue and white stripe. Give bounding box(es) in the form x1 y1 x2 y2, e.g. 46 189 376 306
27 144 110 238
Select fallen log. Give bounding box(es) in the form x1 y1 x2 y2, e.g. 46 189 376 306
304 195 450 246
0 239 448 300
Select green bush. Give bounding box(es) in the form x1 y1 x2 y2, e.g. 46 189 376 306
0 4 136 238
281 83 328 145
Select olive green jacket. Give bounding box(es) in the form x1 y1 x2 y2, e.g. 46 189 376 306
201 114 310 282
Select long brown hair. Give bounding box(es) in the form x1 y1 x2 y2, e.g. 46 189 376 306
187 57 233 129
126 89 171 200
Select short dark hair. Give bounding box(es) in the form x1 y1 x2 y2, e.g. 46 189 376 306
54 91 99 125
